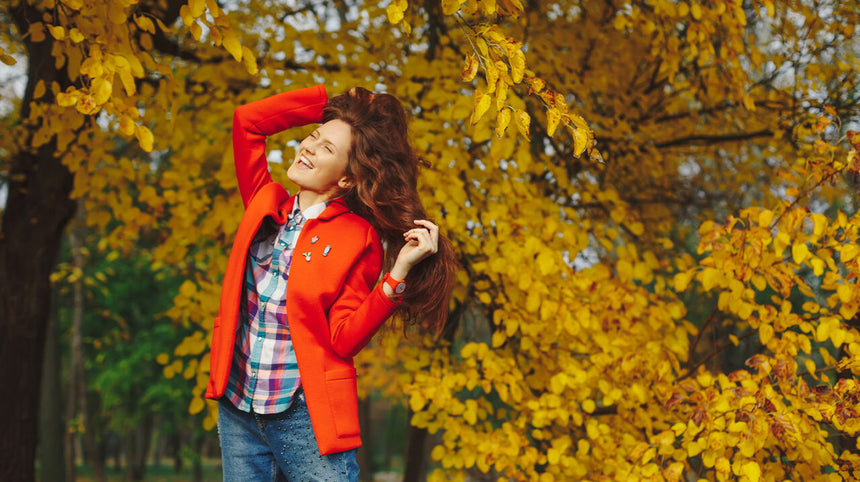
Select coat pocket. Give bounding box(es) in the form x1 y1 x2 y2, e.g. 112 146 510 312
325 368 360 438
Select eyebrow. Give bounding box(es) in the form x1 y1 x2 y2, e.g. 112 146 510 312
313 129 338 152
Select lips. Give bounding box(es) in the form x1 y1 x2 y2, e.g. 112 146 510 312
297 154 314 169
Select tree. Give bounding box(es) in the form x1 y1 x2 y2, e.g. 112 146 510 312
2 0 859 480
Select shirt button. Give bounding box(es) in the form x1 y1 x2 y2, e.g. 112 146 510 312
273 270 279 276
252 371 257 377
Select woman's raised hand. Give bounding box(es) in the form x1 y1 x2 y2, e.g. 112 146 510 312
390 220 439 281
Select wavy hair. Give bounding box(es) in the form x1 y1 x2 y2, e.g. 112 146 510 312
322 87 457 331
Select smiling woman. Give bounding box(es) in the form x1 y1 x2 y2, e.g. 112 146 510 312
205 84 456 481
286 120 354 207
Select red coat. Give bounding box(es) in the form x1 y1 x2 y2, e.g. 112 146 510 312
205 85 398 455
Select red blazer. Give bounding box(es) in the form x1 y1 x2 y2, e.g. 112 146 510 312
205 85 398 455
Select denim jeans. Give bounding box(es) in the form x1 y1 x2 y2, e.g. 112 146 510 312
217 388 359 481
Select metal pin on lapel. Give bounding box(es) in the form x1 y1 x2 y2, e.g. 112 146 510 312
323 245 331 257
303 252 311 262
311 236 319 244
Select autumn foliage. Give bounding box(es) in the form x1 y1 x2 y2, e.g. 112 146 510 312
2 0 860 480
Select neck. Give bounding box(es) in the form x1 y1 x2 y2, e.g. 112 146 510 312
297 190 335 210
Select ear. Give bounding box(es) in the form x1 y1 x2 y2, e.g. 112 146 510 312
337 176 355 189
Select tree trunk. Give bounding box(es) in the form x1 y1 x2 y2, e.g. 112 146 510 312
403 419 430 482
68 219 106 482
402 305 464 481
38 310 66 482
0 4 77 481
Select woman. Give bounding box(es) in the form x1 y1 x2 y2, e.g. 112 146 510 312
204 84 456 481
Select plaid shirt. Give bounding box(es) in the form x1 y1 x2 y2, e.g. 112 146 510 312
224 200 327 414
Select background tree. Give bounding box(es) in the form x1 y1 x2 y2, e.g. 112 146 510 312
1 0 859 481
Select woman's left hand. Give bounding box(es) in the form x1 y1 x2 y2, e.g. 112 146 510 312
390 220 439 280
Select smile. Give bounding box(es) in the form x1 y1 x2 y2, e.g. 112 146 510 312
298 155 314 169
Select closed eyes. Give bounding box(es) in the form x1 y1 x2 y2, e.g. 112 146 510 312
310 131 335 153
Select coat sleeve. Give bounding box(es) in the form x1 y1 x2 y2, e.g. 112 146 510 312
232 85 328 207
327 228 399 359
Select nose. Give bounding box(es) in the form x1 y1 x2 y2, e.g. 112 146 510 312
303 137 319 153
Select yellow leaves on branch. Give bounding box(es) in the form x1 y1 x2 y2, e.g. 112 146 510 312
386 0 409 23
452 16 597 159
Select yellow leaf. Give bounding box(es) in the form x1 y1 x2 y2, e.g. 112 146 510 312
92 77 112 104
69 28 84 43
242 46 258 75
470 90 491 125
546 107 561 137
156 353 170 365
792 242 809 264
29 23 46 43
573 126 588 157
691 3 703 20
485 61 499 92
135 125 154 152
842 244 859 263
119 68 135 95
810 257 825 276
48 25 65 40
191 21 203 40
674 271 693 291
134 15 156 34
119 116 136 136
442 0 464 15
758 209 773 227
33 80 46 100
386 3 405 24
515 109 530 138
179 4 194 26
108 2 127 24
510 49 525 83
461 54 478 82
495 80 508 111
701 267 720 291
687 439 703 457
837 283 852 304
410 390 427 411
759 323 774 345
0 53 16 66
189 396 205 415
582 399 595 413
57 92 79 107
495 107 511 138
223 31 243 61
189 0 206 17
740 461 761 482
764 0 775 17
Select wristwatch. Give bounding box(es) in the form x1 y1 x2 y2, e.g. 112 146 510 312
382 272 407 295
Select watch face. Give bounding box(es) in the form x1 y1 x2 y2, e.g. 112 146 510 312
395 282 406 294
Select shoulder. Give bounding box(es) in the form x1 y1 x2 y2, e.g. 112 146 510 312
329 212 380 244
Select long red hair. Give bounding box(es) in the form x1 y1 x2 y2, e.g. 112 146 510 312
323 88 457 331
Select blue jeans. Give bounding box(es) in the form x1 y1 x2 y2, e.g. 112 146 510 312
217 388 359 481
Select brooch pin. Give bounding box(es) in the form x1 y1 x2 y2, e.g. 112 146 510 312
303 252 311 262
323 245 331 257
311 236 319 244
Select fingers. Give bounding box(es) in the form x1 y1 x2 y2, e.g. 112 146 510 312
402 220 439 255
411 220 438 243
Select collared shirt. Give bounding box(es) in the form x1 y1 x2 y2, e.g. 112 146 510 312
225 199 327 414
